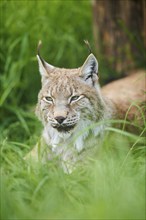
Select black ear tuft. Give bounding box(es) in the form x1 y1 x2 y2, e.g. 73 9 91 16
84 40 92 54
37 40 42 56
36 41 54 79
37 40 45 66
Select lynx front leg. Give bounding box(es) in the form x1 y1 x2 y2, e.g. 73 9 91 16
59 147 78 174
24 138 51 163
24 143 40 161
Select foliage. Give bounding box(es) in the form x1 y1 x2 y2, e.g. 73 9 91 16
1 123 146 219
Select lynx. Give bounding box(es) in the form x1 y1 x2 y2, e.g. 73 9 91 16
30 42 114 173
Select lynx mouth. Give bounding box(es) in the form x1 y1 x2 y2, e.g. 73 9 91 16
52 124 76 132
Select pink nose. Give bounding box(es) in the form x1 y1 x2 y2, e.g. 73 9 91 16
55 116 66 124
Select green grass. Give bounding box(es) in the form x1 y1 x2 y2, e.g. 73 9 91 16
0 1 146 219
1 112 146 219
1 121 146 219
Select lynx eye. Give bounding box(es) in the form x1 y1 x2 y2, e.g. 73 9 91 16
70 95 80 102
43 96 53 103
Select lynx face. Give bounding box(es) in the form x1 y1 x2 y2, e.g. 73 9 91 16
36 45 105 134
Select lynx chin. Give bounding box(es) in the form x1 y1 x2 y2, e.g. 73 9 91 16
34 43 114 173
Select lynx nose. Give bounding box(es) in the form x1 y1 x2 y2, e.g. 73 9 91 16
55 116 66 124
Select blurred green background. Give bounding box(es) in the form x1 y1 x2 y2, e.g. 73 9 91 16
0 1 145 219
0 0 94 107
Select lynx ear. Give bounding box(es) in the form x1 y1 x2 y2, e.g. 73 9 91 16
37 55 54 77
36 41 54 79
80 53 98 85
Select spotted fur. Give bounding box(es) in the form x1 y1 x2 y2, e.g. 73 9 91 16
35 52 113 173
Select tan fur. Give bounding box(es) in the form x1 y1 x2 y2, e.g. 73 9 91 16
36 68 111 123
32 53 114 173
102 70 146 124
27 51 145 173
